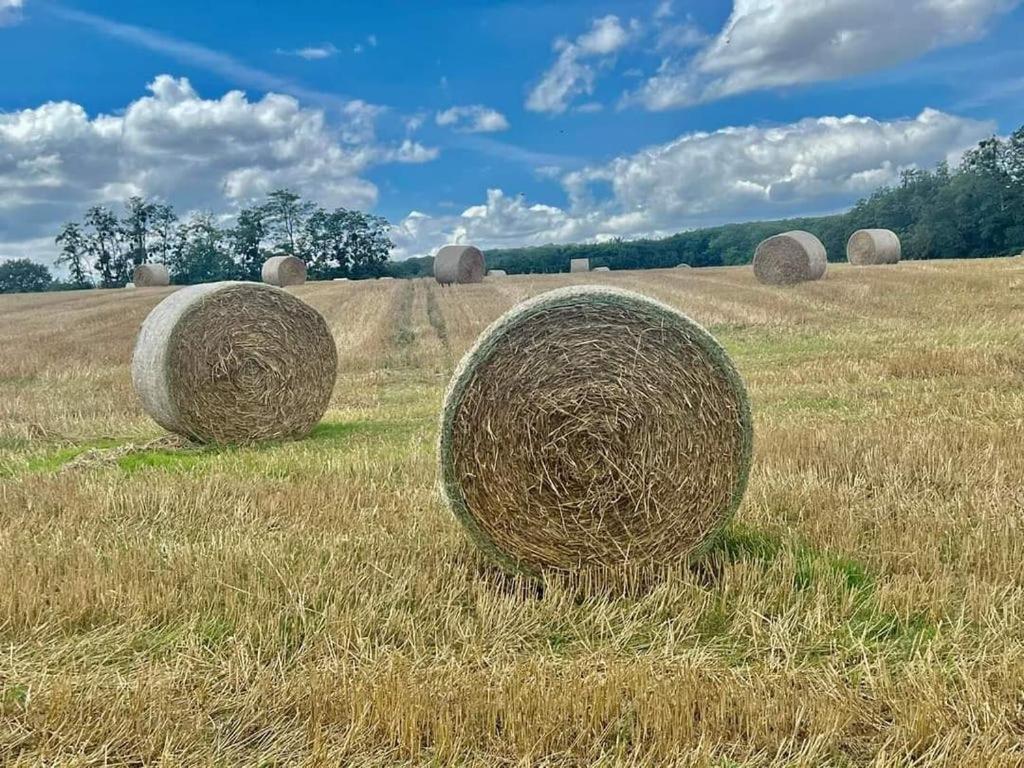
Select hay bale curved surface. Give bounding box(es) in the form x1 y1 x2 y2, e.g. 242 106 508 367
132 263 169 287
570 258 590 273
132 281 337 444
262 255 307 287
753 231 827 286
434 245 485 284
847 229 901 265
439 285 753 576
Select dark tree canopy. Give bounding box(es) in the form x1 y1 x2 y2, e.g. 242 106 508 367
0 259 53 294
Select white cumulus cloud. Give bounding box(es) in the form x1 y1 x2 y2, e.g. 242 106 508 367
391 109 992 259
526 15 640 114
0 76 438 265
0 0 22 26
632 0 1020 109
435 105 510 133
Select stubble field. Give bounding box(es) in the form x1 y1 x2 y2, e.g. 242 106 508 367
1 259 1023 766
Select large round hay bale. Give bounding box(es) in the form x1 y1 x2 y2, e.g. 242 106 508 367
570 258 590 273
847 229 901 265
132 263 169 287
753 231 827 285
132 281 337 444
262 255 307 287
438 285 753 577
434 245 485 285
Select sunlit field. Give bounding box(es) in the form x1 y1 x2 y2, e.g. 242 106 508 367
2 259 1023 766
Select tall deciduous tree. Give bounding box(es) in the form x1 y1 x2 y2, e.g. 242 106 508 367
263 189 315 256
55 222 91 287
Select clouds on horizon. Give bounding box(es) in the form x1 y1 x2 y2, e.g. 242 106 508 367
391 108 993 259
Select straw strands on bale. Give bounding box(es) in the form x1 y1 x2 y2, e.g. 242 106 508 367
438 285 753 577
262 255 307 287
434 245 485 285
753 231 827 286
570 258 590 273
847 229 902 265
132 282 337 444
132 263 169 287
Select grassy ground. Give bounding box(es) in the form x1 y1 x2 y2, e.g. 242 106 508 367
1 260 1023 766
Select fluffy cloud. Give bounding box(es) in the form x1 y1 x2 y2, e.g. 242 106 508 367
526 15 639 114
436 105 510 133
0 0 22 26
0 76 437 264
633 0 1020 109
392 109 991 258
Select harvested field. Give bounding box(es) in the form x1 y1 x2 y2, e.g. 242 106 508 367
1 259 1024 766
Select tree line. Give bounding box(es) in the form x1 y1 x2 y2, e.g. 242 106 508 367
44 189 393 290
3 127 1024 293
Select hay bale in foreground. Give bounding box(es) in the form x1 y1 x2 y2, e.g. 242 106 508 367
753 231 827 286
132 282 337 444
570 258 590 273
133 263 169 287
847 229 901 265
487 269 508 278
262 255 307 287
435 245 485 284
438 285 753 576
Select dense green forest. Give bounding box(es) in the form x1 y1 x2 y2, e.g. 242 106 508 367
2 127 1023 293
395 126 1024 277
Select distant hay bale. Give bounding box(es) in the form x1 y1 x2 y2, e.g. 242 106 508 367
753 231 827 286
593 266 611 272
125 282 136 290
262 255 307 287
378 276 395 281
435 245 485 285
675 263 692 269
847 229 901 265
438 285 753 576
132 281 337 444
570 258 590 273
132 263 169 287
332 278 349 282
487 269 508 278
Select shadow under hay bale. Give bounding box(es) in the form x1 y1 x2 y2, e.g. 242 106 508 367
132 263 169 287
753 230 827 286
262 255 307 287
132 281 337 444
435 245 485 284
847 229 901 265
438 285 753 578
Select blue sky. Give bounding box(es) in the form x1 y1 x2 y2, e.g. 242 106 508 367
1 0 1023 264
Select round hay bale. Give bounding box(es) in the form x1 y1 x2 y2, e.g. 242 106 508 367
132 281 337 444
592 266 611 272
438 285 753 577
753 231 827 286
378 276 395 281
847 229 901 265
434 245 485 285
487 269 508 278
262 255 307 287
332 277 349 282
125 282 136 290
132 263 169 287
675 263 692 269
570 258 590 273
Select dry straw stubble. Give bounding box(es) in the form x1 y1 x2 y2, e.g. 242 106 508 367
434 245 485 284
132 263 170 287
753 230 828 285
132 281 337 444
847 228 902 265
262 255 308 287
438 285 753 577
